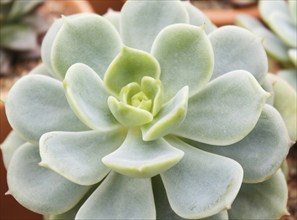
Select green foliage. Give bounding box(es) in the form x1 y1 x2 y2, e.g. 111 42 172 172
1 1 292 219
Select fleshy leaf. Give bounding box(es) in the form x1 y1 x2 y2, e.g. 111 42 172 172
268 73 297 141
235 14 291 64
76 172 156 219
152 175 228 220
173 70 269 145
259 0 290 24
268 12 297 48
183 1 217 34
152 24 213 100
103 9 120 31
289 0 297 25
64 63 119 131
261 76 275 105
120 0 189 52
185 104 291 183
162 137 243 219
30 63 54 77
107 96 153 127
209 26 267 84
288 49 297 66
278 68 297 90
0 131 25 169
104 47 160 96
7 143 90 215
102 128 184 178
39 128 126 186
228 170 289 219
51 13 122 79
142 86 189 141
5 75 88 143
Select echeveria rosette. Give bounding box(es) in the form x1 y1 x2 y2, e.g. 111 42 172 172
1 1 291 219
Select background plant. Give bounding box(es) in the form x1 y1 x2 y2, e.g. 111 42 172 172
1 0 291 219
0 0 48 75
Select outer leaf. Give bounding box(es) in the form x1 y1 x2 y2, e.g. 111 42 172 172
7 143 90 215
268 73 297 141
268 12 297 48
120 0 189 52
64 63 119 131
142 86 189 141
173 70 269 145
278 68 297 90
107 96 153 127
289 0 297 25
261 76 275 105
5 75 88 143
235 14 291 64
152 175 228 220
7 0 44 21
209 26 267 84
183 1 217 34
30 63 54 77
41 17 63 75
39 128 126 186
288 49 297 66
259 0 290 24
103 9 120 31
102 128 184 178
185 105 291 183
162 137 243 219
51 13 122 79
0 131 25 168
152 24 213 100
228 170 289 219
104 47 160 96
76 172 156 219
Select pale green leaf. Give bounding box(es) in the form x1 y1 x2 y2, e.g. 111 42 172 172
268 73 297 141
30 63 54 77
173 70 269 145
152 175 228 220
51 13 122 79
261 76 275 105
104 46 160 96
228 170 289 219
5 75 88 143
185 105 291 183
268 12 297 48
7 0 44 21
183 1 217 34
288 49 297 66
278 68 297 90
235 14 291 64
152 24 213 100
7 143 90 215
209 26 268 83
107 96 153 127
120 0 189 52
64 63 119 131
76 171 156 219
162 137 243 219
289 0 297 25
142 86 189 141
259 0 290 24
0 131 25 169
102 128 184 178
103 9 120 31
41 17 63 76
39 128 126 186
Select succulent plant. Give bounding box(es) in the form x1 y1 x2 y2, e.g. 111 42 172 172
236 0 297 88
236 0 297 142
1 0 292 219
0 0 48 75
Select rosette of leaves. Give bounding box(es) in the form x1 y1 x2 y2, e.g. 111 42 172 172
0 0 48 75
236 0 297 89
1 1 291 219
